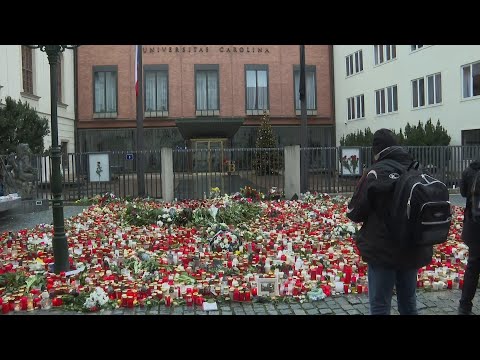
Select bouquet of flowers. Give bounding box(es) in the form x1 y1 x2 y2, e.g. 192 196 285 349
266 187 284 201
84 287 110 312
209 230 241 252
240 186 264 202
210 187 221 199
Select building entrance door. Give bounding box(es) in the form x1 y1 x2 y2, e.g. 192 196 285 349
192 139 226 173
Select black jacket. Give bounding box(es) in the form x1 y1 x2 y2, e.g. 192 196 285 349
346 146 433 269
460 160 480 249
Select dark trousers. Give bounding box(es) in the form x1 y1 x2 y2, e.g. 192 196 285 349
460 244 480 312
367 263 418 315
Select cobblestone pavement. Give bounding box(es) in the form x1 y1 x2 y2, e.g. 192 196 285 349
3 290 475 315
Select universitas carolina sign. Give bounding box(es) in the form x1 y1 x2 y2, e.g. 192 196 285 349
143 46 270 54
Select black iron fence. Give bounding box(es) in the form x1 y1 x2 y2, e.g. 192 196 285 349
303 145 480 194
2 145 479 202
4 151 163 201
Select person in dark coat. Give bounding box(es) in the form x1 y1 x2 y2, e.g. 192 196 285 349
347 128 433 315
458 160 480 315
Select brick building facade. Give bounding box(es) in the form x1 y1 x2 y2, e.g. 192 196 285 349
76 45 335 152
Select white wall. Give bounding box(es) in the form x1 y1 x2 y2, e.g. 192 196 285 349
334 45 480 146
0 45 75 154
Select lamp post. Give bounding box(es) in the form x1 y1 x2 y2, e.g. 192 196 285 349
26 45 78 273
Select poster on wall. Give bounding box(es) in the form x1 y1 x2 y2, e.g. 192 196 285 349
88 153 110 182
340 147 362 177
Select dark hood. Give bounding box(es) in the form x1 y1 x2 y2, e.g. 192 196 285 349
376 146 412 167
372 128 398 156
469 160 480 171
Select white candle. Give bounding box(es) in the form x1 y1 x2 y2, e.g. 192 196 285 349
335 282 344 293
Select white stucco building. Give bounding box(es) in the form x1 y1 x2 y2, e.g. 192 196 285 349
333 45 480 146
0 45 76 155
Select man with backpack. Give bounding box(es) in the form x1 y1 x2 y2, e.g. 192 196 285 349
347 128 450 315
458 160 480 315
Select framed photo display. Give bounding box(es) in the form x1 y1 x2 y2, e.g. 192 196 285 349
256 276 279 297
340 147 362 177
88 153 110 182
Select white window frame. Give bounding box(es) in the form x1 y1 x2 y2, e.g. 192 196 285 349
347 94 365 121
373 45 396 66
412 73 442 108
427 73 442 106
462 61 480 100
375 85 398 116
411 45 424 52
345 50 363 77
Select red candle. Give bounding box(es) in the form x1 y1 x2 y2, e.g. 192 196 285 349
357 284 363 294
251 287 257 297
33 297 41 308
344 284 349 294
2 302 9 314
447 280 452 289
20 297 28 311
310 268 317 281
233 289 240 301
165 295 172 307
127 297 134 308
245 291 251 301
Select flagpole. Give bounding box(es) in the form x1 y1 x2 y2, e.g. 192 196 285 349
299 45 308 193
136 45 145 197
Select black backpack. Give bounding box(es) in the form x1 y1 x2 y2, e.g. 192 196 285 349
385 160 452 248
470 170 480 223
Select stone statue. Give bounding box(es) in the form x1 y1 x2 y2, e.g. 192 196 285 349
1 143 37 199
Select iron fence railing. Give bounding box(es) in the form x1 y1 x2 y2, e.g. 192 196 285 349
173 148 284 200
1 146 479 201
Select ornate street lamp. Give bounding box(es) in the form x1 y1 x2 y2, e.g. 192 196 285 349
26 45 79 273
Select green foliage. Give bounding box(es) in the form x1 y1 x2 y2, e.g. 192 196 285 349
140 256 160 273
0 96 50 154
340 119 451 147
62 292 91 312
0 271 28 293
254 111 282 175
402 119 451 146
123 203 167 227
192 202 263 227
340 127 374 146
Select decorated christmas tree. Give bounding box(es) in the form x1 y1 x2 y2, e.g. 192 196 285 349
254 111 282 175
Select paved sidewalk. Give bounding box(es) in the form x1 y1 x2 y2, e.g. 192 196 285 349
0 205 88 234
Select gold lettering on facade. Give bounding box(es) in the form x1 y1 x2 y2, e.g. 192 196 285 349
142 46 270 55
